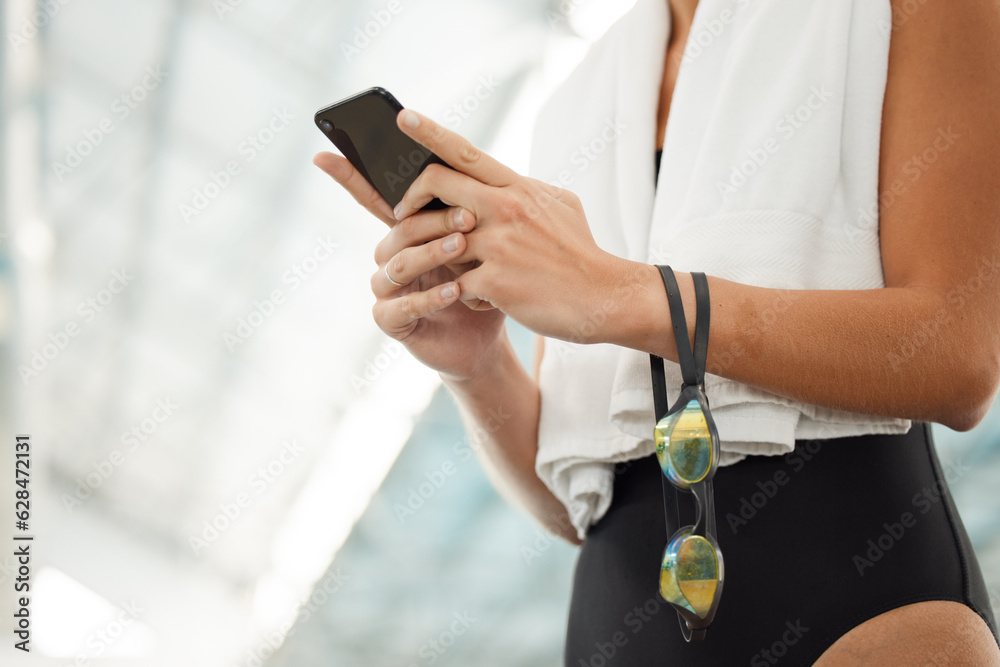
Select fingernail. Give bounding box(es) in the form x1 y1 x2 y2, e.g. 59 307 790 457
443 234 459 252
441 284 456 299
393 203 403 219
453 208 467 230
401 109 420 129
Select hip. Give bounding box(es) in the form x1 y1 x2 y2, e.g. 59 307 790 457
564 422 998 665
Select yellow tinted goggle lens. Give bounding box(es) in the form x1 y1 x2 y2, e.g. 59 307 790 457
660 531 720 619
654 399 713 487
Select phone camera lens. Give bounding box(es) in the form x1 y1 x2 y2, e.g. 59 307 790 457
319 120 333 132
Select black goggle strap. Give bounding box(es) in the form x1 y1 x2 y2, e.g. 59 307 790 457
649 265 696 535
648 268 715 640
656 265 698 388
649 268 710 406
690 272 718 641
691 271 710 388
691 270 715 537
649 352 680 532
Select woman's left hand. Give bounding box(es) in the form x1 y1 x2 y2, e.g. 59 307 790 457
392 108 643 344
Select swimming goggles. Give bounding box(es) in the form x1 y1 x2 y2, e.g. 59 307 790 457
648 266 724 642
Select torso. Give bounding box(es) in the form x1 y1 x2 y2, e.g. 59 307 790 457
652 4 1000 664
656 30 689 151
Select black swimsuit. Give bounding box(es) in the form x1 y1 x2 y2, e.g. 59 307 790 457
562 149 999 665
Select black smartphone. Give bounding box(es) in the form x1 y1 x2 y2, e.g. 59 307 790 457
314 87 449 211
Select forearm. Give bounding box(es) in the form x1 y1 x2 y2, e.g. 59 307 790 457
440 328 582 545
603 262 1000 432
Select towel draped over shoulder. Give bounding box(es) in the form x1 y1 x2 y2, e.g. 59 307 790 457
527 0 910 540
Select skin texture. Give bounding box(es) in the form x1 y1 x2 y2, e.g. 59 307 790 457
313 0 1000 660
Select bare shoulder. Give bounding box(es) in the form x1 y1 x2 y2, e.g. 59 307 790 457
876 0 1000 426
878 0 1000 287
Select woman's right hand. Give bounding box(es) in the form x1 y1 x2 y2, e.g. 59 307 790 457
313 151 507 381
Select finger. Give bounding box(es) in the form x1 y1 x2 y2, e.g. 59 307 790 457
393 163 489 228
374 205 475 266
448 226 484 269
374 282 461 336
454 262 497 311
313 151 397 227
396 108 519 189
372 232 468 297
439 235 491 309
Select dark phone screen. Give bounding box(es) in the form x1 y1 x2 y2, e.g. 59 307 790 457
316 90 447 210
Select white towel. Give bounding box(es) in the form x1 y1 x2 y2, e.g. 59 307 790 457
527 0 911 541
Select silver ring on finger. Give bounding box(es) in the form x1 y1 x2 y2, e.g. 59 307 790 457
384 263 406 287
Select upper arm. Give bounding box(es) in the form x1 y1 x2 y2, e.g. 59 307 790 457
533 334 545 380
878 0 1000 370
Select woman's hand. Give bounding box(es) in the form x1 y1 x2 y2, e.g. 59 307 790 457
312 150 507 382
390 108 641 345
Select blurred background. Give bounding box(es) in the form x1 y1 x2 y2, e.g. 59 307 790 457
0 0 997 665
